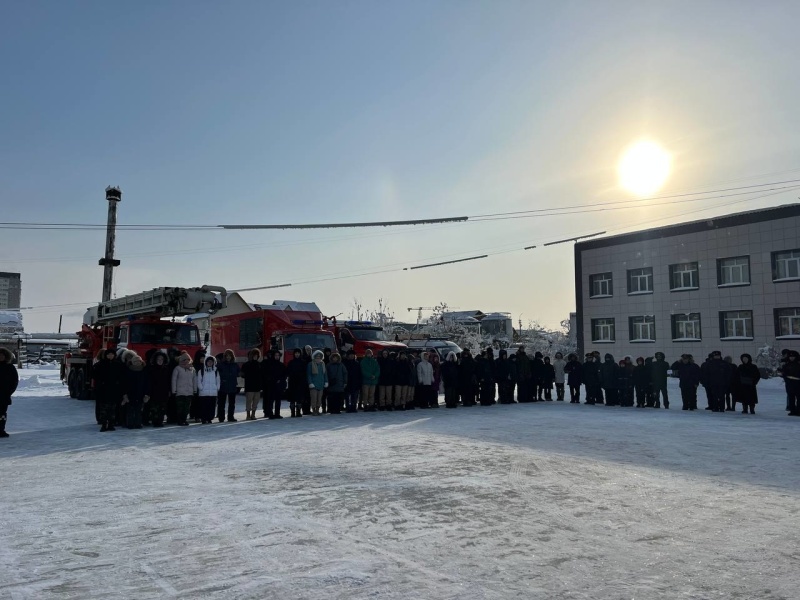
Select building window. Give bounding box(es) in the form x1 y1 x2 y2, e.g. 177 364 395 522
239 317 263 349
717 256 750 286
589 273 613 298
671 313 702 341
627 267 653 294
772 249 800 282
629 316 655 342
775 308 800 339
591 318 615 342
719 310 753 340
669 262 699 291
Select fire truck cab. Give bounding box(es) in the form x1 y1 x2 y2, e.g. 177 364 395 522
210 303 336 365
324 318 407 357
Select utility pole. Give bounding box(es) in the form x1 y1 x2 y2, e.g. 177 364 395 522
99 186 122 302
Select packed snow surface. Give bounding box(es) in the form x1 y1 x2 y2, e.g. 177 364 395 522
2 367 799 599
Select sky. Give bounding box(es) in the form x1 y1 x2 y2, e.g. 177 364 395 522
2 0 800 333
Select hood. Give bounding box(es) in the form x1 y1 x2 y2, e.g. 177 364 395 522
604 353 615 362
120 349 140 365
203 355 218 368
654 352 665 360
248 348 261 360
304 345 313 354
178 352 193 366
312 350 324 359
223 349 236 362
129 355 146 371
446 351 457 362
740 353 753 363
0 347 15 363
787 350 800 359
150 349 169 366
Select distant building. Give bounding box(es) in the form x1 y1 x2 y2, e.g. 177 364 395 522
0 272 21 309
574 204 800 360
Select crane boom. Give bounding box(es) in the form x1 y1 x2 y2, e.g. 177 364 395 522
85 286 227 326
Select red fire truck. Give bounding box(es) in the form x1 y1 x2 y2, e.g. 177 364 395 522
62 286 227 399
210 304 336 364
323 318 407 357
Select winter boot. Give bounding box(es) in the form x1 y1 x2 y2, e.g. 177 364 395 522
664 400 669 409
0 418 7 438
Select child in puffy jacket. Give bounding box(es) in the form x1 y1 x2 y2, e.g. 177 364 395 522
307 351 328 415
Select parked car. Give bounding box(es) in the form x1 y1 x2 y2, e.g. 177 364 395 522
405 339 463 360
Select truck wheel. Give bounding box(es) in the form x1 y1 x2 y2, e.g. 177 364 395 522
67 370 78 398
76 370 89 400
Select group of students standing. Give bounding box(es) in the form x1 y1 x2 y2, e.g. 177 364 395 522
57 342 800 432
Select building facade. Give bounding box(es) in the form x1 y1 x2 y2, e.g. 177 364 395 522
0 272 21 309
574 205 800 361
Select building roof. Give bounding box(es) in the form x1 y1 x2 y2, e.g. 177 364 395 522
575 203 800 252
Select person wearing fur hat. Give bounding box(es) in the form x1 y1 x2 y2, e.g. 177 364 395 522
737 354 761 414
93 348 127 431
307 350 328 415
122 352 149 429
216 349 239 423
171 352 197 426
240 348 263 421
286 348 307 417
147 351 172 427
196 355 220 423
0 347 19 438
677 354 701 410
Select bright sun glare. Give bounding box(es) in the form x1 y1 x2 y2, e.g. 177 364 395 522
617 140 672 197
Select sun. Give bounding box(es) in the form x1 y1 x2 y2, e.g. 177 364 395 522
617 140 672 197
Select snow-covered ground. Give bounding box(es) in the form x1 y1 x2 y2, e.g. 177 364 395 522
2 367 799 599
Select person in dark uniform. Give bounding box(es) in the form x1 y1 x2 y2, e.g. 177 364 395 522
649 352 670 409
147 351 172 427
458 349 477 406
600 353 619 406
286 348 307 417
703 351 730 412
93 348 127 431
736 354 761 414
564 353 582 403
632 357 648 407
261 349 286 419
677 354 701 410
0 347 19 438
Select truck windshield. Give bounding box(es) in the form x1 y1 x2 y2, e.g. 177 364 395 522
351 328 390 342
130 323 199 346
285 332 336 352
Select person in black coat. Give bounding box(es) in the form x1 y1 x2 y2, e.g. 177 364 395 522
782 350 800 416
541 356 555 401
564 353 582 403
617 358 634 407
677 354 701 410
495 349 512 404
599 353 619 406
531 352 546 401
702 351 730 412
581 353 600 404
631 357 648 407
261 349 287 419
441 351 460 408
343 350 362 413
724 356 738 411
147 351 172 427
0 347 19 438
377 350 394 410
93 349 127 431
649 352 670 409
286 348 307 418
122 353 149 429
736 353 761 414
458 350 478 406
478 348 496 405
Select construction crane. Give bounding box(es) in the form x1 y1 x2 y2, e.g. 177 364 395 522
407 306 459 325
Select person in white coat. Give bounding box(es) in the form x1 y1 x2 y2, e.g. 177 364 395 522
416 352 436 408
196 356 221 424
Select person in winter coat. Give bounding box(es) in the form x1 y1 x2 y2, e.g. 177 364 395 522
531 352 546 401
240 348 262 421
479 348 496 405
360 348 380 411
599 353 619 406
677 354 701 410
417 352 435 408
495 349 512 403
508 352 519 402
286 348 307 418
261 349 287 419
307 350 328 415
122 352 149 428
344 350 362 413
616 358 634 407
216 349 239 423
581 353 598 404
552 352 566 401
190 349 207 422
632 357 649 408
541 356 555 401
782 350 800 416
302 345 313 415
326 352 348 414
724 356 740 412
0 347 19 438
442 351 460 408
458 349 478 406
377 349 394 410
393 352 413 410
649 352 670 408
94 348 127 431
736 354 761 414
429 351 442 407
703 351 730 412
147 351 172 427
196 356 220 424
643 357 655 407
171 352 197 426
564 353 582 403
515 347 532 403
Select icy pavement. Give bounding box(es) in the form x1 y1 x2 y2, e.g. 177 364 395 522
1 368 799 599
